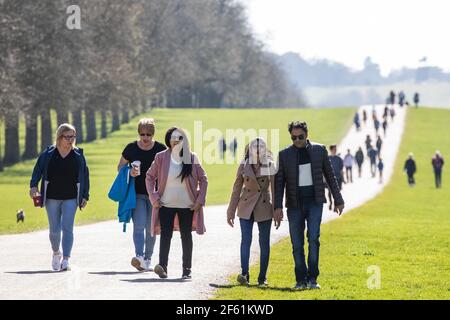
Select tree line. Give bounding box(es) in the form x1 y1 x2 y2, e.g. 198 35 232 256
0 0 304 170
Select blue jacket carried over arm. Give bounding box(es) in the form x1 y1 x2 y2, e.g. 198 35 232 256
108 166 136 232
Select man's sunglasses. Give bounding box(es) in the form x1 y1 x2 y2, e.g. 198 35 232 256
140 133 153 137
62 135 76 140
291 134 305 141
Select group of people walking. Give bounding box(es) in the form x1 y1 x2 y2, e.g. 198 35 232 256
387 90 420 108
337 103 445 192
340 106 390 189
29 118 346 291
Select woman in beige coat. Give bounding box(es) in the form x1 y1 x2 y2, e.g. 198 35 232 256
227 137 279 287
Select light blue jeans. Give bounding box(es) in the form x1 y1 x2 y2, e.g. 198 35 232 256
45 199 78 258
132 194 156 260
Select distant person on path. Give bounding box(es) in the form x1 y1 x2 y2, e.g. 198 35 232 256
365 135 372 152
274 121 344 290
362 109 368 126
389 90 396 105
343 149 354 183
414 92 420 108
368 145 378 178
378 157 384 184
329 145 344 190
383 105 389 119
353 112 361 131
29 123 90 272
404 153 417 187
374 117 380 135
355 147 365 178
432 150 444 188
219 137 227 159
376 135 383 156
382 118 388 137
390 106 396 122
229 137 238 158
399 91 405 107
227 137 276 287
117 118 167 272
146 127 208 280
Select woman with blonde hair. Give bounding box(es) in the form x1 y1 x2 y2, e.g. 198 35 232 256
227 137 277 287
117 118 166 271
30 123 90 271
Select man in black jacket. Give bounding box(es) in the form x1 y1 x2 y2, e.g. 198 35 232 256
404 153 417 187
274 121 345 290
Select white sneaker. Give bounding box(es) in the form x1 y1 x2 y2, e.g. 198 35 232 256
60 259 71 271
52 252 62 271
143 259 153 272
131 256 145 271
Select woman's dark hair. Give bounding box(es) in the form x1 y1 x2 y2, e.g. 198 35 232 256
164 127 192 182
288 121 308 134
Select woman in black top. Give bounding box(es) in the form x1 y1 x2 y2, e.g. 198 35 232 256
118 118 166 271
29 123 90 272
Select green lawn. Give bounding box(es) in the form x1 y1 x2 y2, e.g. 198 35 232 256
214 107 450 300
0 107 354 234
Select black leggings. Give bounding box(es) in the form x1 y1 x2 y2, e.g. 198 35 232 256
159 206 194 270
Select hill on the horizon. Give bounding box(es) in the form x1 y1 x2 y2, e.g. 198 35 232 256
275 52 450 88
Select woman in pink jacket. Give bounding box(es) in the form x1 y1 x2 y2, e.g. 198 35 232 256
146 127 208 280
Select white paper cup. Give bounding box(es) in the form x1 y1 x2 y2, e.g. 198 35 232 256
131 161 141 176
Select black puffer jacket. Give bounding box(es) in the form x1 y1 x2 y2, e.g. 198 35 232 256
275 141 344 209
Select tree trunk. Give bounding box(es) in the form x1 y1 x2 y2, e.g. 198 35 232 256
56 109 69 125
4 111 20 165
101 110 107 139
142 98 148 111
23 107 38 159
132 108 139 119
71 109 83 143
111 108 120 132
121 109 129 124
40 108 53 150
85 108 97 142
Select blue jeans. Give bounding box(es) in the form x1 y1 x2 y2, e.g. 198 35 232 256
45 199 78 257
239 215 272 283
287 202 323 283
132 194 156 260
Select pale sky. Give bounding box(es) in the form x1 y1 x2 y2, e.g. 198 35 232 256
240 0 450 75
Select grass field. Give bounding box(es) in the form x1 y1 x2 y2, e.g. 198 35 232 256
214 107 450 300
0 107 354 234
